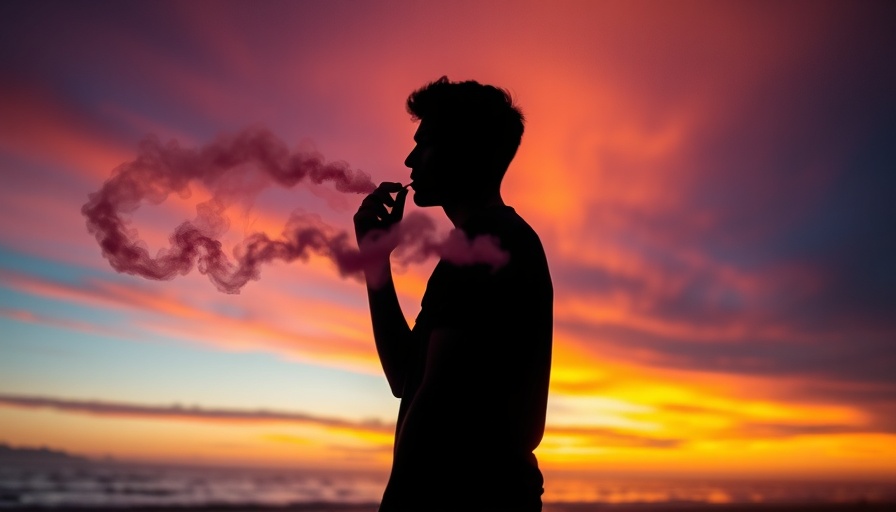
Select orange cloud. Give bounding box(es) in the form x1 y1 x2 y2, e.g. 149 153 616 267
1 267 382 373
0 84 133 178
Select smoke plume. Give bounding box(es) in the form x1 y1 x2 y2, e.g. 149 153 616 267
82 128 507 293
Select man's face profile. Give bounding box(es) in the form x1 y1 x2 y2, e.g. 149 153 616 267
405 120 447 207
405 119 480 208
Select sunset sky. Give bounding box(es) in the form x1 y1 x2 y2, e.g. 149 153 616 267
1 0 894 487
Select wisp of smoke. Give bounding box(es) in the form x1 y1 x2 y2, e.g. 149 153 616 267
82 128 508 294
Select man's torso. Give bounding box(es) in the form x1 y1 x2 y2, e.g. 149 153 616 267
379 205 553 511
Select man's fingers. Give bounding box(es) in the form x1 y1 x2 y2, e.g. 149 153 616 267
372 188 395 207
390 187 408 223
358 201 389 220
377 182 404 193
364 182 408 224
361 195 386 208
355 182 406 251
363 182 402 208
355 182 407 240
374 182 403 207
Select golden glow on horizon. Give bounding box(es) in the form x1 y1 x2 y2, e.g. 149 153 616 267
3 397 894 478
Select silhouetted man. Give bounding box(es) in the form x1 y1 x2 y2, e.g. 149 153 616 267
354 77 553 512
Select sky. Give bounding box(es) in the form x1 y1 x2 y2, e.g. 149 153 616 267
1 0 894 486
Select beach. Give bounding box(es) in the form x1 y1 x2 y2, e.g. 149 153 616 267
3 460 894 512
5 503 896 512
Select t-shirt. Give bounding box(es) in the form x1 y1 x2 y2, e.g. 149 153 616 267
379 205 553 512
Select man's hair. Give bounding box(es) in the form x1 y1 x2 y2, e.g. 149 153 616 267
406 77 525 179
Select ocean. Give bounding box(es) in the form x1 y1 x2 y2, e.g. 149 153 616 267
1 461 894 509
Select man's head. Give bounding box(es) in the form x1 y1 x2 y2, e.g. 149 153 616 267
404 77 524 207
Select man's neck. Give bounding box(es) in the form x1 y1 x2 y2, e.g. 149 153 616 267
442 194 506 228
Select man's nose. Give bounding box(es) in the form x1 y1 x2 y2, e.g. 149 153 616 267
404 147 417 168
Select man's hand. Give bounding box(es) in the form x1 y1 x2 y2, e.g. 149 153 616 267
354 182 409 260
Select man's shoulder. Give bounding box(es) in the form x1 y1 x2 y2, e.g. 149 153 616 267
463 206 552 294
419 205 552 334
466 206 545 255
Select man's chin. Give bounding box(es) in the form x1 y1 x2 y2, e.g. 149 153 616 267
412 191 440 207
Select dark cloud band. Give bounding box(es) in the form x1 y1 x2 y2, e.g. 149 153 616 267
0 393 392 433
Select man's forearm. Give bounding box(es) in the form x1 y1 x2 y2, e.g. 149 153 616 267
353 182 411 396
365 260 412 397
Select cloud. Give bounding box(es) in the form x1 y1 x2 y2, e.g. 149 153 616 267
0 83 134 177
0 393 392 434
726 422 877 439
0 307 130 340
546 425 682 449
532 2 896 415
0 267 382 373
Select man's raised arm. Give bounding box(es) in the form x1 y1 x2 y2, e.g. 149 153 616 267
354 182 412 397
